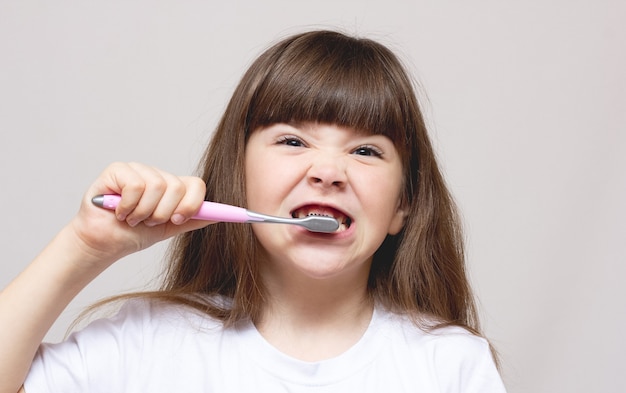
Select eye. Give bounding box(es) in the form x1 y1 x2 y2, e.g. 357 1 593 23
352 145 383 157
277 135 306 147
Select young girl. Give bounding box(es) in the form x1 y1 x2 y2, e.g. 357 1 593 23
0 30 506 392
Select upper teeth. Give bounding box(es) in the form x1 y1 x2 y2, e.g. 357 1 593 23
292 208 352 228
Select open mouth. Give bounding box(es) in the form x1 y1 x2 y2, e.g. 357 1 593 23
291 205 353 232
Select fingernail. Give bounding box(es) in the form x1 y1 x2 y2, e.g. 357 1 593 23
127 218 139 227
171 214 186 225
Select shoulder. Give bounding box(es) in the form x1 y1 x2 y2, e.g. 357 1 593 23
109 296 227 332
47 297 229 368
382 310 492 361
26 297 235 391
375 309 506 391
67 296 228 351
421 325 493 358
420 327 505 391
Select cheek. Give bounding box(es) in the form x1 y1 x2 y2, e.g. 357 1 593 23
362 165 402 200
366 168 405 230
244 149 296 211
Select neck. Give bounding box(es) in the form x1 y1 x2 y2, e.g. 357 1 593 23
255 261 374 361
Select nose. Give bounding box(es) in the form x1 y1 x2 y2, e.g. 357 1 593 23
307 154 347 189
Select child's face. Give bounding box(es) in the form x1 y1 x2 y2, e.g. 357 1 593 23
245 122 406 281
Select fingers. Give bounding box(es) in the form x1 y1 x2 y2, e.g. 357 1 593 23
169 176 207 225
94 162 206 228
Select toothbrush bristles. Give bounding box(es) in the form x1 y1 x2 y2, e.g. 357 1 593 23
301 216 339 233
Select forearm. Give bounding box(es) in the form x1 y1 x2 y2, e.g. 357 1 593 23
0 225 112 393
0 162 208 393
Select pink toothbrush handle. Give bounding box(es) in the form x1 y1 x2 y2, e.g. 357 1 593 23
92 194 261 223
194 199 261 223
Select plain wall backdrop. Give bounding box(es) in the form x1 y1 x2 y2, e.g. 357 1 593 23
1 1 624 392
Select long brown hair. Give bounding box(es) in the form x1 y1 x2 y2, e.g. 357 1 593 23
156 30 481 335
85 31 482 345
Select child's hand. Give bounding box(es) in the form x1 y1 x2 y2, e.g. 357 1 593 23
68 162 209 267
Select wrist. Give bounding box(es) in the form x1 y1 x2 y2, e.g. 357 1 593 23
50 223 120 279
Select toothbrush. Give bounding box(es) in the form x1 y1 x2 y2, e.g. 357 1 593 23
91 194 339 233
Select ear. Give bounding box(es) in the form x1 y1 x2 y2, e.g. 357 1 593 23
388 204 408 235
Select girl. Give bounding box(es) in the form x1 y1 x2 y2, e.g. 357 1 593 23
0 30 506 392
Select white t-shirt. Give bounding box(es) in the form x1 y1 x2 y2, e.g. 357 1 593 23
25 299 506 392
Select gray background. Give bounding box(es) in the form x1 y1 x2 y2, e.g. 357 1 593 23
1 1 624 392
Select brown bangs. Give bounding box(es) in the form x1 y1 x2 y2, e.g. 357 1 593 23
245 31 414 153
